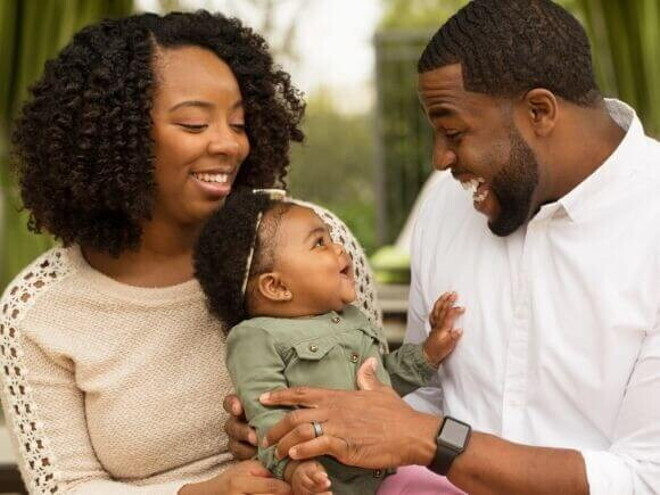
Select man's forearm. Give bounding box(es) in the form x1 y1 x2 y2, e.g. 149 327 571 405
438 431 589 495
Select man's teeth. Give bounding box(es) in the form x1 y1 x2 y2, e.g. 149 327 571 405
461 179 480 194
192 173 228 183
474 190 489 204
460 177 488 204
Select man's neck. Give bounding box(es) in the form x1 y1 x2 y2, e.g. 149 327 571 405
544 102 627 202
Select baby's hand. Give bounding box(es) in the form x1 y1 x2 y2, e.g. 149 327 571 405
291 460 332 495
423 292 464 366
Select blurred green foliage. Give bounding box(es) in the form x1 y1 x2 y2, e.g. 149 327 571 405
576 0 660 136
288 90 377 254
0 0 133 292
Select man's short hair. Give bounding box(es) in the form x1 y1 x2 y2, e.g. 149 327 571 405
418 0 601 106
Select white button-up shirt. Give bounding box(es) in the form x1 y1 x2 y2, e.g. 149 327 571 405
404 100 660 494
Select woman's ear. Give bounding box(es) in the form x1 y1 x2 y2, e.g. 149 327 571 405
521 88 558 137
256 272 293 303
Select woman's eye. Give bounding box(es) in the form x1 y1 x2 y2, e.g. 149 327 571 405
230 123 246 132
178 123 208 132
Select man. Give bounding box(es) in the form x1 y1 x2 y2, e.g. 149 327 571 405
226 1 660 493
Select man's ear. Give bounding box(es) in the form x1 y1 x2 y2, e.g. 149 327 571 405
256 272 293 303
520 88 558 137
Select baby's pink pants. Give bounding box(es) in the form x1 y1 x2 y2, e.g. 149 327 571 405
377 465 467 495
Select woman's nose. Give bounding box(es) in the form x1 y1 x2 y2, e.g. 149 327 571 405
207 125 242 156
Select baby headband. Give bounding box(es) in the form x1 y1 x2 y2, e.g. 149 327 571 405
241 188 288 296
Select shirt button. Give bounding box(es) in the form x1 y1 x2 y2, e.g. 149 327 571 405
331 316 341 324
350 352 360 363
309 344 319 353
374 469 383 478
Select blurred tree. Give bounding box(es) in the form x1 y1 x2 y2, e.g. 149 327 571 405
0 0 133 291
288 89 377 254
379 0 467 30
575 0 660 136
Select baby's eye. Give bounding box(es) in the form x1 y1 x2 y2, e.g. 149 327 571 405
313 237 325 248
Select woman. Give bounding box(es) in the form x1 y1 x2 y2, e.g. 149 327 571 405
0 10 321 494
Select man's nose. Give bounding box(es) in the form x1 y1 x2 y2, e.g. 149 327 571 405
432 143 457 171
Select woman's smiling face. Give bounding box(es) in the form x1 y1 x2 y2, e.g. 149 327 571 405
150 45 250 229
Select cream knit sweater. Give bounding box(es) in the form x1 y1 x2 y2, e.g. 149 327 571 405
1 246 234 494
0 203 381 495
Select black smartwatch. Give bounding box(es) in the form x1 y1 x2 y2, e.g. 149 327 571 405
428 416 472 476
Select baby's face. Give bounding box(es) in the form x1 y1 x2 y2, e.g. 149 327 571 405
271 205 357 314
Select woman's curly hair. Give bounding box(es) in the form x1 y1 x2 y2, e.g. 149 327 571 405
11 10 305 255
194 188 290 332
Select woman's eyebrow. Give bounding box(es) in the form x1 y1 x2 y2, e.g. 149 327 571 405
168 99 243 112
168 100 213 112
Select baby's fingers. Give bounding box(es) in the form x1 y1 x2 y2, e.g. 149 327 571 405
300 466 331 493
435 303 464 334
430 292 456 328
310 470 331 493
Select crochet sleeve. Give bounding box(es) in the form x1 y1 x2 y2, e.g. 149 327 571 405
0 251 187 495
290 199 383 332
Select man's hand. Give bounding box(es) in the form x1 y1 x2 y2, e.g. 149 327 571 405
223 394 258 460
260 358 441 469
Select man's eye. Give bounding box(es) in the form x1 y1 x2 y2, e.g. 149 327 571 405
178 123 208 132
445 131 462 141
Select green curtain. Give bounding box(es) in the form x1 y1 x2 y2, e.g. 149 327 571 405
576 0 660 136
0 0 133 291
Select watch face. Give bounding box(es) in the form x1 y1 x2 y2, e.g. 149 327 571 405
441 418 471 449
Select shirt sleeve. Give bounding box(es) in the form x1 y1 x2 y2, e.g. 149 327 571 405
382 343 437 397
580 327 660 495
226 326 292 480
0 319 189 495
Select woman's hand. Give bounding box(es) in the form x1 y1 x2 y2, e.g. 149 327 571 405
260 358 441 470
178 460 291 494
223 394 259 460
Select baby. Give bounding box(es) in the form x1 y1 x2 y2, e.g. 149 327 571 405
194 189 463 495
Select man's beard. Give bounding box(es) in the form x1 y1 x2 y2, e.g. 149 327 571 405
488 128 540 237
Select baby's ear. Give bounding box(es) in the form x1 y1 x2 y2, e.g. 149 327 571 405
257 272 293 303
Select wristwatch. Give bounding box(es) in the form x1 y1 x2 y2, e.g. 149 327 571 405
428 416 472 476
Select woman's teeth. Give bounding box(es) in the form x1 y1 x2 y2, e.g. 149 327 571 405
192 172 228 183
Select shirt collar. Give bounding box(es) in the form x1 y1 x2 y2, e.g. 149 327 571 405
544 99 645 223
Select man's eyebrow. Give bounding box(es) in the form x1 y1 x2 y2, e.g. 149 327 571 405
427 106 457 120
168 99 243 112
